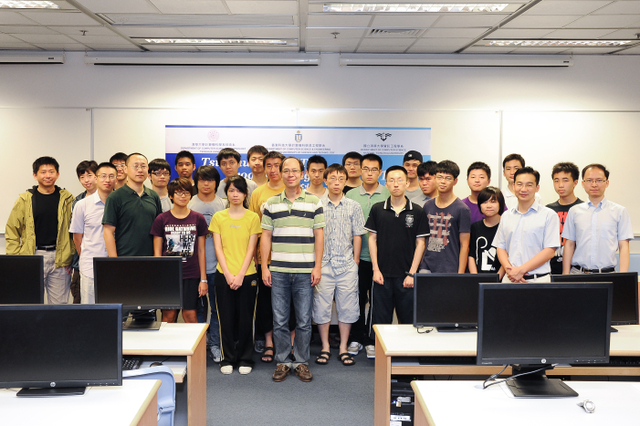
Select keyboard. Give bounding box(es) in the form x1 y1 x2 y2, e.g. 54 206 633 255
122 356 142 371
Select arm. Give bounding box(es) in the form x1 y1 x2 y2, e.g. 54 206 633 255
5 200 24 255
497 248 513 281
73 233 83 257
103 224 117 257
562 239 576 274
197 235 208 296
618 240 630 273
232 234 259 290
311 228 324 286
403 237 426 288
153 236 163 257
353 235 362 266
214 232 234 286
458 232 470 274
468 256 478 274
369 232 383 285
260 229 273 287
508 248 555 282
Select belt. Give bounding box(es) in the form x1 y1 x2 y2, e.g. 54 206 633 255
36 245 56 251
572 265 615 273
522 272 549 280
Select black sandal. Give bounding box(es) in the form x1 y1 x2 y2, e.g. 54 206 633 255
338 352 356 366
261 346 274 363
315 351 331 365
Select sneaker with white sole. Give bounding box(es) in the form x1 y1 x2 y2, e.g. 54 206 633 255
210 346 222 363
238 366 252 375
220 365 233 375
365 345 375 359
347 341 363 356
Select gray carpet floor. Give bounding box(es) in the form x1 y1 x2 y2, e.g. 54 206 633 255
205 340 375 426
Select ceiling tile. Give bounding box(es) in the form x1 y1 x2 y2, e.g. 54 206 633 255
0 25 58 35
12 33 76 43
239 27 299 37
357 37 414 52
423 27 489 38
526 1 611 15
0 43 39 49
614 44 640 54
371 14 439 27
600 28 640 38
306 28 365 38
0 11 38 25
306 43 356 53
0 33 21 42
307 14 372 27
562 46 623 53
31 43 88 50
433 14 506 28
149 0 227 14
594 1 640 15
18 11 99 26
52 26 115 36
544 28 622 38
490 28 555 37
226 1 298 15
84 45 142 51
121 26 185 37
503 15 581 28
74 0 160 14
408 37 473 53
566 14 640 28
177 27 244 37
307 36 360 47
462 45 517 53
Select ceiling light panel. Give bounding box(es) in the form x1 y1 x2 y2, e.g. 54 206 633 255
526 1 610 16
139 38 297 46
226 1 299 15
0 1 59 8
322 3 523 13
485 39 635 47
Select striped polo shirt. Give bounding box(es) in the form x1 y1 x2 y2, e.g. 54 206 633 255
261 190 325 273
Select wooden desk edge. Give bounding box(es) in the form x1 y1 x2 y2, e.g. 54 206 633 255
132 380 161 426
411 381 435 426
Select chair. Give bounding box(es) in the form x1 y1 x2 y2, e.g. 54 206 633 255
123 366 176 426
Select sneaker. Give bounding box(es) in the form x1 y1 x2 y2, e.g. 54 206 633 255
365 345 375 359
210 346 222 363
238 366 252 375
254 339 266 354
347 341 363 356
272 364 291 382
220 365 233 375
294 364 313 382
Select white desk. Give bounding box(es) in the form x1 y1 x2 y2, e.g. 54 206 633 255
1 379 160 426
412 380 640 426
123 322 208 426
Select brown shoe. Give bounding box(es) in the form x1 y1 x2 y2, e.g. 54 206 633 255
294 364 313 382
272 364 291 382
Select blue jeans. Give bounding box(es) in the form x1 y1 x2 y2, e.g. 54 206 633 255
199 272 220 348
270 271 314 367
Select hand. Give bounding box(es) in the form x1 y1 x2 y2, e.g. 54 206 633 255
198 282 208 297
311 266 321 287
262 268 272 287
231 273 245 290
373 270 384 285
224 272 236 287
506 265 527 283
403 275 414 288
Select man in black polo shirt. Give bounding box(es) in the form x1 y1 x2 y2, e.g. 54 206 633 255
365 165 428 356
103 153 162 256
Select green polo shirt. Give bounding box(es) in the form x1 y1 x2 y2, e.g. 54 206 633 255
102 185 162 256
346 183 390 262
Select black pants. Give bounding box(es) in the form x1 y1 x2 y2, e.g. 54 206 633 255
349 260 374 345
371 276 414 328
254 265 273 338
216 271 258 367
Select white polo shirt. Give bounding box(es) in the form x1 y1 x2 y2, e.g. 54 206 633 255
69 192 108 278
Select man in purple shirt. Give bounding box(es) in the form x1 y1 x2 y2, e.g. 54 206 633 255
462 162 492 225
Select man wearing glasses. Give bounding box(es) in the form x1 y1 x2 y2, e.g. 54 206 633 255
261 157 325 383
103 153 162 257
562 164 633 274
148 158 173 212
342 151 363 194
419 160 471 274
109 152 128 190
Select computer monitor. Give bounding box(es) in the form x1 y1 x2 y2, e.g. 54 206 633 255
0 304 122 397
94 256 182 330
0 255 44 304
552 272 638 328
477 282 612 398
413 273 499 331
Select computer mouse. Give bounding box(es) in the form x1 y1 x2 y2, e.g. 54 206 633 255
150 361 164 367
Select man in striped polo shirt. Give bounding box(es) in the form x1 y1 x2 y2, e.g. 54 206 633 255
261 157 325 383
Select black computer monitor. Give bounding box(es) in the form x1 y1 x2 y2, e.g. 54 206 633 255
94 256 182 330
413 273 499 332
477 282 612 398
0 304 122 397
552 272 638 328
0 255 44 304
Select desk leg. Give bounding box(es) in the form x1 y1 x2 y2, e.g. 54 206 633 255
374 333 391 426
139 391 159 426
187 332 207 426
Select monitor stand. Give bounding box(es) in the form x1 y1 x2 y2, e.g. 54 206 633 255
17 387 86 397
436 325 477 333
610 326 619 333
122 310 161 331
506 365 578 398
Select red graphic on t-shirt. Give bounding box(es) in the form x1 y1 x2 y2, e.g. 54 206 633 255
557 211 568 246
427 212 452 251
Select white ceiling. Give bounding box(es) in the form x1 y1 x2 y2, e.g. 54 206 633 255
0 0 638 55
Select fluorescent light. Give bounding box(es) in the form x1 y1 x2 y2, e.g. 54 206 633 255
486 40 634 47
0 1 59 8
139 38 295 46
84 52 320 66
0 52 64 64
339 53 573 67
323 3 518 12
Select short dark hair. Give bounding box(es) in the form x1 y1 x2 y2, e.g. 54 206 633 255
502 153 525 169
33 156 59 174
248 145 268 158
385 165 408 179
467 161 491 179
514 166 540 185
263 151 285 166
323 163 348 179
148 158 171 174
435 160 460 179
362 153 383 169
551 162 579 182
175 150 195 166
216 148 241 164
76 160 98 178
96 162 117 175
307 155 327 171
225 175 250 209
126 152 148 165
477 186 506 216
109 152 128 163
194 165 221 191
167 177 194 197
582 163 610 180
417 160 437 178
280 156 305 173
342 151 363 166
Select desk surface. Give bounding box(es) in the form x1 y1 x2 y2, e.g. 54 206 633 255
375 324 640 357
412 380 640 426
123 322 208 356
1 379 160 426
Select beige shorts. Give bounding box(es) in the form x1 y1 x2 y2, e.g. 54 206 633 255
312 262 360 324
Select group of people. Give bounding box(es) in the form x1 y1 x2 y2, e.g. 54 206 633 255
5 146 633 383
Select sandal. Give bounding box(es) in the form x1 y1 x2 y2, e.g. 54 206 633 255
338 352 356 366
261 346 274 363
315 351 331 365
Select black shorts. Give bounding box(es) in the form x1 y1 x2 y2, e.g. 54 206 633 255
182 278 201 310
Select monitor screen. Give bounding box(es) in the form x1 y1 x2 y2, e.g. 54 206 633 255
413 273 499 330
552 272 638 325
93 256 182 311
0 255 44 304
0 304 122 396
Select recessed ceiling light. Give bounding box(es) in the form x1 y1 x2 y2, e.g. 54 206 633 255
0 1 59 8
486 40 634 47
323 3 519 13
141 38 295 46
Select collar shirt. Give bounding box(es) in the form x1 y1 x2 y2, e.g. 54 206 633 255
69 192 108 278
493 200 560 275
345 183 390 262
562 198 634 270
320 194 366 275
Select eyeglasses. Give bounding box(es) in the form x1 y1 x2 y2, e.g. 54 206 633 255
173 190 191 197
129 164 148 170
436 175 454 182
327 177 346 183
387 178 405 184
584 179 607 185
113 164 126 170
282 169 301 176
151 171 171 177
362 167 380 174
345 162 360 168
515 182 536 189
97 174 116 180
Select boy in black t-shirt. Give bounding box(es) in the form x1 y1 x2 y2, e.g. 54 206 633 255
469 186 505 278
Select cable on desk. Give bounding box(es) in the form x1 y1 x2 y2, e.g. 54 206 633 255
416 326 434 334
482 364 557 390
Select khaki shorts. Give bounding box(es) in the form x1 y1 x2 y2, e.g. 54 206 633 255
312 262 360 324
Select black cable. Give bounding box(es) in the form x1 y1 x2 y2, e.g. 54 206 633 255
416 326 433 334
482 364 558 390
